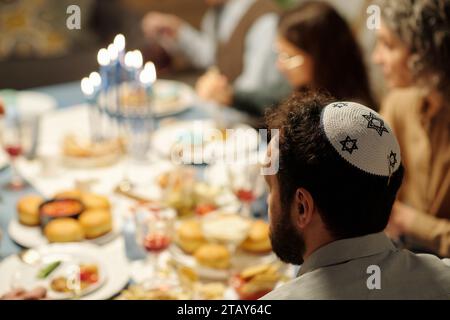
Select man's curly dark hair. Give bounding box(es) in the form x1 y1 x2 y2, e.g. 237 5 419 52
265 91 404 239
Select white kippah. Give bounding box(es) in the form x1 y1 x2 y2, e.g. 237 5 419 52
321 102 401 177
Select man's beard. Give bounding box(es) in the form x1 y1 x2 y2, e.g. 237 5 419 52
270 201 305 265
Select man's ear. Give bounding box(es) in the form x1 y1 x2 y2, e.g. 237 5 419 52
293 188 315 229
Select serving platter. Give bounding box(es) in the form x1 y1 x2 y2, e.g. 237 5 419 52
8 199 124 249
169 244 278 281
8 215 122 249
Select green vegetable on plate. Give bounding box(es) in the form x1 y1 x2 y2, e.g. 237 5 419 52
37 261 61 279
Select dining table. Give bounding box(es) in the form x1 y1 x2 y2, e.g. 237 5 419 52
0 79 273 299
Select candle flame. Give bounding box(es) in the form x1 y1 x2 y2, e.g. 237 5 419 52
107 44 119 61
113 34 126 51
81 77 94 96
124 51 134 68
133 50 143 69
141 62 157 84
97 48 110 66
89 72 102 88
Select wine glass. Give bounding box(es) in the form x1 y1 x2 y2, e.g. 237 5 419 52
226 162 265 218
0 116 29 190
135 204 176 285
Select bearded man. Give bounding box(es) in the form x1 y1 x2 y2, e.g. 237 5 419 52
261 92 450 299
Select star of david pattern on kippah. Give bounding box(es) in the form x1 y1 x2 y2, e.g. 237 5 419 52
340 136 358 154
388 151 397 169
332 102 348 108
362 112 389 136
321 101 401 177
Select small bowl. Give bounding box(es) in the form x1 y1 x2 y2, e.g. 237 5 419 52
39 198 85 229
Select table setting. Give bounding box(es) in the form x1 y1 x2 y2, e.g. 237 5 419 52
0 34 294 301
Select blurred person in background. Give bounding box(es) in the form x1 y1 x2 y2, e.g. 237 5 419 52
142 0 290 117
312 0 386 101
373 0 450 257
276 1 376 109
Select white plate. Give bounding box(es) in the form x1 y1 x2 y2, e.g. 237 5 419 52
169 245 277 281
171 214 276 281
8 213 122 249
0 241 130 300
152 80 196 117
152 120 259 164
0 90 57 119
0 243 105 299
16 91 58 118
61 152 122 169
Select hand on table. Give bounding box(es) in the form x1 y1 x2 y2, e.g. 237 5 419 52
385 201 417 240
195 68 233 106
0 287 47 300
141 12 184 40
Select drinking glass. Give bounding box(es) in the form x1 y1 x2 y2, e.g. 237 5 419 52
135 204 176 283
226 162 265 218
0 116 31 190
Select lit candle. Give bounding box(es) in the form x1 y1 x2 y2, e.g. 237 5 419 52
113 35 126 114
108 42 121 88
124 51 134 67
124 50 144 87
97 48 110 70
89 71 102 90
139 63 157 125
140 62 157 97
108 43 120 116
81 77 94 101
81 77 98 141
106 44 119 89
134 50 145 106
114 34 126 64
133 50 143 70
97 49 112 140
97 48 110 91
108 44 119 64
88 71 102 115
124 50 136 82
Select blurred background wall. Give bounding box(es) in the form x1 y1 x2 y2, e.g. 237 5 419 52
0 0 209 89
0 0 381 96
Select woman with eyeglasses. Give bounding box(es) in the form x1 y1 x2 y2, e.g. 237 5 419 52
276 1 376 109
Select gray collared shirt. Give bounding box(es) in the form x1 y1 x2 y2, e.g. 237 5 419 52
261 232 450 299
